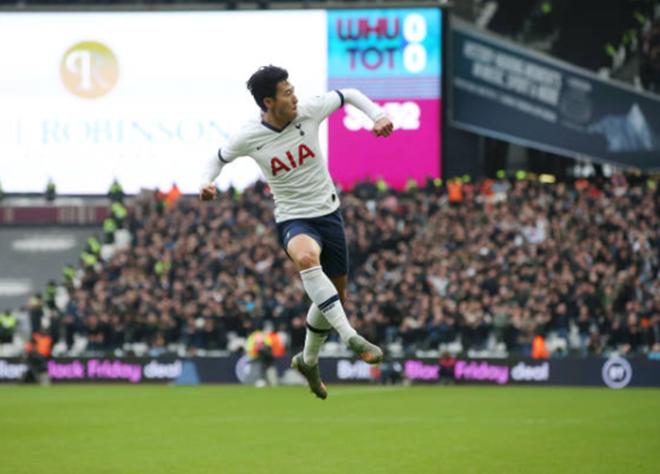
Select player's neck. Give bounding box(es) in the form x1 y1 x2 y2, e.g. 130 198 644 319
262 111 289 131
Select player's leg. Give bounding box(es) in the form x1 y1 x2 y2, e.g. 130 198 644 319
302 275 345 367
303 303 331 365
301 275 380 369
298 275 343 369
328 273 383 364
291 303 331 400
287 234 359 345
318 211 382 364
281 217 381 379
280 233 332 399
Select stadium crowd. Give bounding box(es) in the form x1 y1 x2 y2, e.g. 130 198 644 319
7 173 660 359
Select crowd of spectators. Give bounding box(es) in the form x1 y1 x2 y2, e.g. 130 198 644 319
11 173 660 359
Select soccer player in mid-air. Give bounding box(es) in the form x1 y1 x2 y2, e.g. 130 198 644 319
200 65 393 399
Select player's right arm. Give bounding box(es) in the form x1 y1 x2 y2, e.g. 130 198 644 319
341 89 393 138
304 89 393 138
199 131 248 201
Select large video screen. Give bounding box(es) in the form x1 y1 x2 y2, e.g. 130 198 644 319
0 9 442 194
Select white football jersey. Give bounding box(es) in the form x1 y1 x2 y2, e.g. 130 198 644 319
220 91 344 223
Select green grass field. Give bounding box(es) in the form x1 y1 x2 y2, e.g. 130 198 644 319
1 385 659 474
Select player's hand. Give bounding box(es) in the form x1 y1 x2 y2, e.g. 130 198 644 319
199 184 217 201
372 117 394 138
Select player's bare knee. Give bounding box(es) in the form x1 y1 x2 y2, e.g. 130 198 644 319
296 253 320 270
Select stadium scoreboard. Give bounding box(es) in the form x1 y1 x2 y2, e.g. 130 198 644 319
0 8 445 194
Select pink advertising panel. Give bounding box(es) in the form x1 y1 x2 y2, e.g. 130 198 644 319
329 98 440 189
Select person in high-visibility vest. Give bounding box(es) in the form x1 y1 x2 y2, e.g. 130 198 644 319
462 175 475 197
0 309 16 344
62 264 76 287
87 235 102 256
103 217 117 244
24 327 53 385
166 183 183 209
405 178 418 193
154 260 171 277
482 178 494 197
111 202 128 229
447 179 464 205
45 179 56 202
80 251 98 268
33 330 52 358
25 328 53 358
108 179 124 203
246 330 285 386
532 335 549 359
45 281 57 310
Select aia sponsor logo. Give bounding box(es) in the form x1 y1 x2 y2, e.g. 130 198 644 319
270 144 316 177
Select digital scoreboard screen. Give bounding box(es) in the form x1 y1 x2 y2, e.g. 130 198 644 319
0 9 443 193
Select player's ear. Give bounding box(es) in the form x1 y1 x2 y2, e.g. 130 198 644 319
263 96 275 111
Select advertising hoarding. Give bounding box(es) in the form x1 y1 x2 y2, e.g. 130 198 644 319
2 356 658 389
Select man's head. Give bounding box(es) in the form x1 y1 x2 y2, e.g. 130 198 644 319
247 65 298 121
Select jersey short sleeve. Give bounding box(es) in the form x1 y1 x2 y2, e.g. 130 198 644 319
299 90 344 123
219 129 249 163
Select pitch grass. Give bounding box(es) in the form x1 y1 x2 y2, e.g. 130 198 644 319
1 385 659 474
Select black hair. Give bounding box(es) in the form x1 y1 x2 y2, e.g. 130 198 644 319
246 65 289 112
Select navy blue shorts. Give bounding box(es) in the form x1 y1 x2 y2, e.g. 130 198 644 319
276 209 349 278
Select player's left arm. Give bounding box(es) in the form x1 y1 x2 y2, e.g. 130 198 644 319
340 88 394 138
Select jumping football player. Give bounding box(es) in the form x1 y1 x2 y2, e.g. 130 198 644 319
200 65 393 399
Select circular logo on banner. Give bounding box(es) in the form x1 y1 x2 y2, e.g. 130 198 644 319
235 354 251 383
602 357 633 389
60 41 119 99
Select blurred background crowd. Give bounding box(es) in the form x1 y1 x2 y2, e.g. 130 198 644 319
3 172 660 361
1 0 660 363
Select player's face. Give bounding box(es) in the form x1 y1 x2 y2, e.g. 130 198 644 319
272 80 298 121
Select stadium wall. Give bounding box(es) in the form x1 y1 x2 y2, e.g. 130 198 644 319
1 356 658 389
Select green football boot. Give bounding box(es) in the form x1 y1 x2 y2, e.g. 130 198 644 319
347 335 383 364
291 353 327 400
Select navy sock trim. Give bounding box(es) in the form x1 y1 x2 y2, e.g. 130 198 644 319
318 294 340 312
306 322 331 335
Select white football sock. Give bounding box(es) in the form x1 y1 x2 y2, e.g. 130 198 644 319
299 266 357 344
303 304 331 366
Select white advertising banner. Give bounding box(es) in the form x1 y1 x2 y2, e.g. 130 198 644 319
0 12 327 193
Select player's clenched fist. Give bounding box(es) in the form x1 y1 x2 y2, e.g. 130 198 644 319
199 184 217 201
371 117 394 138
